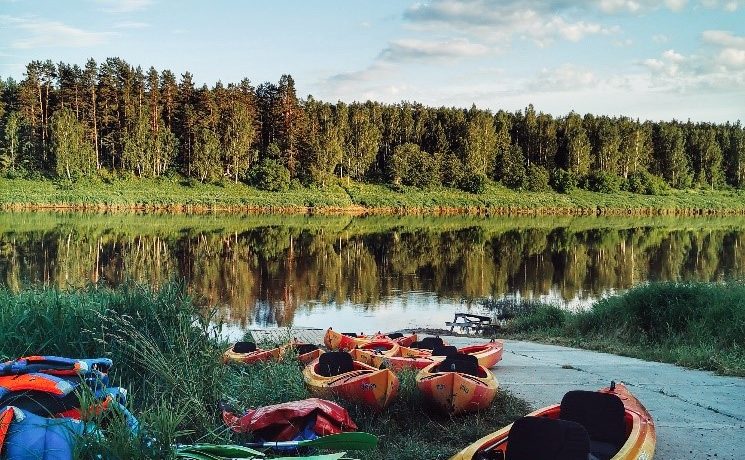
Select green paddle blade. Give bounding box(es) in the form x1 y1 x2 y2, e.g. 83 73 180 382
245 431 378 451
176 443 264 459
301 432 377 451
271 453 349 460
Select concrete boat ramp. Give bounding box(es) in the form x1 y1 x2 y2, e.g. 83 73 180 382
250 328 745 459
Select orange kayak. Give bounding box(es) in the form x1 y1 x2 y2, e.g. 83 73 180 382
416 354 498 415
403 338 504 369
323 328 417 351
279 340 324 364
458 339 504 368
222 342 280 364
450 382 655 460
303 352 399 411
349 340 400 366
371 346 444 371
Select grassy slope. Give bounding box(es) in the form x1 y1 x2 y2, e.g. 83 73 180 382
2 176 745 214
494 282 745 377
0 283 529 460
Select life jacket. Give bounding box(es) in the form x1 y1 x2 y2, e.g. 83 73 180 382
0 356 113 377
0 405 93 460
0 356 138 434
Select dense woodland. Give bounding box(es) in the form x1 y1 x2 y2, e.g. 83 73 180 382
1 58 744 194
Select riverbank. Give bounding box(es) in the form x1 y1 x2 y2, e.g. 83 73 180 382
491 282 745 377
0 282 530 459
3 176 745 215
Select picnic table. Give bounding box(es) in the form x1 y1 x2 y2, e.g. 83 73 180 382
445 313 500 334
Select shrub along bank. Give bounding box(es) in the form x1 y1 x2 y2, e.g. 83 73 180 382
492 281 745 376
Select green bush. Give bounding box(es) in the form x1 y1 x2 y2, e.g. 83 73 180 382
583 171 623 193
391 143 441 188
458 172 487 193
623 170 671 195
508 304 567 332
550 168 578 193
525 165 551 192
441 153 464 188
247 159 291 191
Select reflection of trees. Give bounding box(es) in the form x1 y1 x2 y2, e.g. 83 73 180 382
1 219 745 326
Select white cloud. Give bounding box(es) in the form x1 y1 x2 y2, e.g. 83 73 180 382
113 21 149 29
94 0 152 13
702 30 745 48
1 15 112 48
652 34 669 43
699 0 740 10
380 38 489 62
528 64 598 91
404 0 614 46
641 32 745 92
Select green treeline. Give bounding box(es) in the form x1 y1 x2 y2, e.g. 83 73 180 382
1 58 744 194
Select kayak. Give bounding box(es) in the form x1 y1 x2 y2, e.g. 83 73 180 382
416 354 498 415
371 346 444 371
323 328 417 351
458 340 504 368
279 341 324 364
303 352 399 411
349 340 400 366
222 342 280 364
387 338 502 370
450 382 655 460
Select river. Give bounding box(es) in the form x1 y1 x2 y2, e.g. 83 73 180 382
1 212 743 332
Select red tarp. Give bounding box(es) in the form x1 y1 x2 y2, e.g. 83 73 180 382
222 398 357 442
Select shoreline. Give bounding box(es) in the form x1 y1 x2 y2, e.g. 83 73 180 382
4 202 745 217
4 176 745 216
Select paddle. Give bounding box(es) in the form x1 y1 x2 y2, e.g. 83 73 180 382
244 432 378 451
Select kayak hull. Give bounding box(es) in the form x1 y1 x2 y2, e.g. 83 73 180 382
416 362 498 415
457 340 504 368
449 383 656 460
303 358 399 411
349 341 400 366
222 345 280 364
324 328 417 351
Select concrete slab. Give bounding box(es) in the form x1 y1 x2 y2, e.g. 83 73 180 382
443 337 745 460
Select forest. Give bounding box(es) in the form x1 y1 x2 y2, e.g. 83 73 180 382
0 58 744 195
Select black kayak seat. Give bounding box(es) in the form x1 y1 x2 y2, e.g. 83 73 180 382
318 352 354 377
506 416 590 460
560 391 626 460
387 332 404 339
413 336 444 350
233 341 257 353
342 332 358 337
437 353 480 377
295 344 319 355
432 345 458 356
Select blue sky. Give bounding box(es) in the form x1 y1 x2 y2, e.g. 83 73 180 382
1 0 743 122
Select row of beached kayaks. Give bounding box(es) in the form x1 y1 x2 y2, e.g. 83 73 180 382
223 328 657 459
223 329 504 414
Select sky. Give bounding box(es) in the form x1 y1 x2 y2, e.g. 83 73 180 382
1 0 744 122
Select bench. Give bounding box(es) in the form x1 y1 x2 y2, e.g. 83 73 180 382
445 313 500 334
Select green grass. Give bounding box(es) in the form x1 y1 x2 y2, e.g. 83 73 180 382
492 281 745 376
0 282 530 459
2 176 745 214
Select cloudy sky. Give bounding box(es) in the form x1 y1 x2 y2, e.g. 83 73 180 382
1 0 743 121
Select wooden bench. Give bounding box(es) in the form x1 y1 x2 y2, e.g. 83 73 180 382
446 313 500 334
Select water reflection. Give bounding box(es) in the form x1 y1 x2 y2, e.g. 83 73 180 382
0 212 743 330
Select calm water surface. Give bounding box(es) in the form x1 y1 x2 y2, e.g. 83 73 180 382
1 212 743 333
